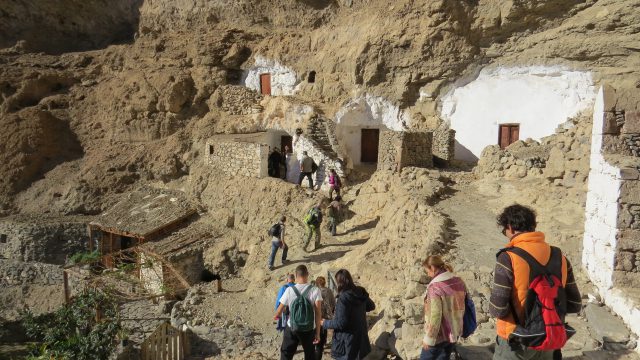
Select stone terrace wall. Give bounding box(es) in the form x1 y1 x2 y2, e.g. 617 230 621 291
205 141 269 178
0 216 89 264
377 130 433 171
583 85 640 348
0 259 63 287
210 85 263 115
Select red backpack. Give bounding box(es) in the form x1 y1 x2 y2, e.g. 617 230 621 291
504 246 576 350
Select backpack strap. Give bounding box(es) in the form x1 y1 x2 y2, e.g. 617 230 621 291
505 246 564 283
291 286 301 298
301 285 314 298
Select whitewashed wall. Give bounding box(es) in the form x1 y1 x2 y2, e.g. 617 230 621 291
440 66 596 162
581 87 640 350
243 56 299 96
334 93 409 167
583 87 621 290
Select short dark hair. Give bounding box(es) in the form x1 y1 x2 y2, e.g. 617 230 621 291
335 269 356 293
295 265 309 278
497 204 537 233
287 273 295 282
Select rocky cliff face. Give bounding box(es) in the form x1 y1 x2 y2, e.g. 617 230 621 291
1 0 639 215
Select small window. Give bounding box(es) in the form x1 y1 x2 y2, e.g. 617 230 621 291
209 145 214 155
308 71 316 83
0 234 7 244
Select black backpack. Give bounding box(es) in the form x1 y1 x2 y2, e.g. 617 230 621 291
311 161 318 173
268 223 282 237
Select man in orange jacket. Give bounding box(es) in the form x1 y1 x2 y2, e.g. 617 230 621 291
489 204 581 360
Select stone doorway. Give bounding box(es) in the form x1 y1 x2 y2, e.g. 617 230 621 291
361 128 380 163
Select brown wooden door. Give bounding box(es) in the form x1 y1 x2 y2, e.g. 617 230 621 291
281 135 293 153
361 128 380 163
260 73 271 95
499 124 520 149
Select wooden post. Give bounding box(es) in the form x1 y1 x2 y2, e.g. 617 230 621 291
63 270 70 304
88 225 93 252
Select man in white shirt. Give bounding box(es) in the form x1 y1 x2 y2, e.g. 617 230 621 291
274 264 323 360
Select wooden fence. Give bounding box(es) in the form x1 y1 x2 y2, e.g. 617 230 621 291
141 322 190 360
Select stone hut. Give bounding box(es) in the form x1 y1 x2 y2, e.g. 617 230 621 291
86 187 203 296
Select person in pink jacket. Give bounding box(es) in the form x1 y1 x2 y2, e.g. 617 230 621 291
328 169 341 200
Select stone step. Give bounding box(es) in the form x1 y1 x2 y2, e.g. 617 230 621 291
585 303 631 347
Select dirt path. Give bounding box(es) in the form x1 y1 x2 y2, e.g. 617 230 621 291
435 180 504 272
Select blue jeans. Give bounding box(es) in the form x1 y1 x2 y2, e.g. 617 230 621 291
420 342 454 360
269 241 288 267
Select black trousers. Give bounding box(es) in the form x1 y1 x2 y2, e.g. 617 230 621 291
281 326 315 360
314 328 327 360
298 172 314 188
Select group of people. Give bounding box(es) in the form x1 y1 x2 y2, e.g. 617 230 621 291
274 265 376 360
268 204 582 360
268 145 291 179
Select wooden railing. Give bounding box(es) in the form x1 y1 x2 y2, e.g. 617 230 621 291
141 322 190 360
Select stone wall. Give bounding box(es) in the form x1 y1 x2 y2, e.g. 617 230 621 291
0 259 63 287
0 216 89 264
210 85 263 115
432 125 455 167
377 130 433 171
583 85 640 348
205 141 269 178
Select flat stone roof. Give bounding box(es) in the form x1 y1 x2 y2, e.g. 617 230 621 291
90 187 197 238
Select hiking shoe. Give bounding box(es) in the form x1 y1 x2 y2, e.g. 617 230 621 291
281 260 289 265
268 265 274 271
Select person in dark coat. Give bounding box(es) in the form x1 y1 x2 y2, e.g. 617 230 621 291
321 269 375 360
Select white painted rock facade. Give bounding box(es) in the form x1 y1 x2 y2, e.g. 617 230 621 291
441 66 596 162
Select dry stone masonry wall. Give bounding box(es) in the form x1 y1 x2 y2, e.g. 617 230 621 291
377 130 433 171
210 85 263 116
432 126 456 167
205 141 269 178
0 216 89 264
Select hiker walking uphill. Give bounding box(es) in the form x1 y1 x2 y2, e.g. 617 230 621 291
490 204 582 360
421 256 469 360
268 216 288 270
299 151 317 189
321 269 375 360
275 274 296 332
303 202 324 252
328 169 342 200
327 196 342 236
315 276 336 360
274 265 323 360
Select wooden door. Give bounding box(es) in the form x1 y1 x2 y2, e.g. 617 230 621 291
260 73 271 95
499 124 520 149
281 135 293 153
361 129 380 163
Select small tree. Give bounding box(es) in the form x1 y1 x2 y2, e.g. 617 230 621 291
22 290 121 360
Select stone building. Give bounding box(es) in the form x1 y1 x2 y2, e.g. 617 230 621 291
81 187 205 297
377 130 434 171
583 85 640 345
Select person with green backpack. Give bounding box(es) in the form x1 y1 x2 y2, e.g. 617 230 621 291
303 202 324 252
274 264 324 360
